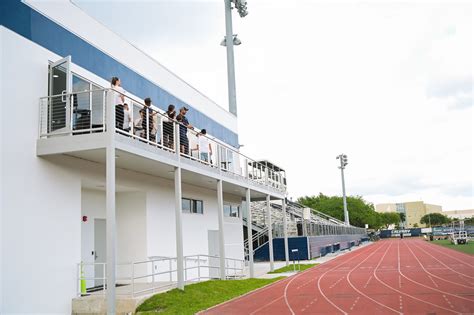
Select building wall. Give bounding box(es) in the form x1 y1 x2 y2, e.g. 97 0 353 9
0 26 244 314
375 201 443 228
1 26 84 314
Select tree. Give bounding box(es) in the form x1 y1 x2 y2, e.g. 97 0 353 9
413 223 419 228
420 213 451 227
379 212 400 228
297 193 382 229
399 212 406 223
462 216 474 225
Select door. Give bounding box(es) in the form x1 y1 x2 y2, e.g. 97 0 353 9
208 230 220 278
48 56 72 133
94 219 106 287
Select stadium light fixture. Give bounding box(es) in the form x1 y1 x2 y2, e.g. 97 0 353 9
336 154 349 225
222 0 248 117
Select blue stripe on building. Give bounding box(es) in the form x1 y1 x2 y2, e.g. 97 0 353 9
0 0 238 147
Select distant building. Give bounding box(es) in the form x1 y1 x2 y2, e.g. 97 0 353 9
443 209 474 220
375 201 442 228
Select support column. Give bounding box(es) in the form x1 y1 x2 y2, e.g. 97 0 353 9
105 89 116 314
246 188 254 278
174 167 184 290
217 179 226 280
266 195 274 272
282 199 289 266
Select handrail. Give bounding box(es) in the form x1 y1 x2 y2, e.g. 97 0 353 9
39 88 287 192
77 254 244 297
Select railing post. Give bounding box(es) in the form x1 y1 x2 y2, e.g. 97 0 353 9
244 158 249 179
152 261 155 293
184 258 188 282
175 122 181 157
169 259 172 282
131 263 135 298
197 255 201 281
102 263 106 296
146 109 150 141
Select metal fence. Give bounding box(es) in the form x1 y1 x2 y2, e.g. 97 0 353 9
39 88 286 192
77 255 244 297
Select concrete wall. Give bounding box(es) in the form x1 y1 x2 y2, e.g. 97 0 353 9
1 26 83 314
0 27 245 314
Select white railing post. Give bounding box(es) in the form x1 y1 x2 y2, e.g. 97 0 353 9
175 122 181 158
152 261 156 293
244 158 249 179
131 262 135 298
169 259 173 282
197 255 201 281
102 263 106 296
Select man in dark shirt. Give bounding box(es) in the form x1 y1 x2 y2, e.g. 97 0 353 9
142 97 155 142
178 106 193 155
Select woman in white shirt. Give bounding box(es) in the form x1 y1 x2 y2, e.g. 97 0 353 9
196 129 212 163
111 77 125 130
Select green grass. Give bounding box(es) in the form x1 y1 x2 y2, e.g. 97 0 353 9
268 263 317 274
136 277 284 314
431 239 474 255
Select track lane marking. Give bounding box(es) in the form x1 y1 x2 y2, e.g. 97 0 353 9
346 242 402 314
371 241 459 314
401 241 474 302
417 240 474 270
411 241 474 281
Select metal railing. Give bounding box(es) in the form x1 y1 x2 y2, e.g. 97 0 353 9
77 255 244 297
39 88 286 193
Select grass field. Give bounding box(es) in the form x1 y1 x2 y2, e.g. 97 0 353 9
268 263 317 274
431 239 474 255
136 278 284 314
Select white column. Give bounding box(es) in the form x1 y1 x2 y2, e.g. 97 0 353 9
282 199 289 266
174 167 184 290
246 188 254 278
266 195 274 271
217 179 226 280
105 90 116 314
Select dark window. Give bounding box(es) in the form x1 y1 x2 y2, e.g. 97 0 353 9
182 198 203 214
224 204 240 218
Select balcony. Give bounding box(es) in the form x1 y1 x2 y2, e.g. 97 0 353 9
37 88 287 198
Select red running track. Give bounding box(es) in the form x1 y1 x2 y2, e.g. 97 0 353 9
202 239 474 315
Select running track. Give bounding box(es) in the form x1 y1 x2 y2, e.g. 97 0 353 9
203 239 474 314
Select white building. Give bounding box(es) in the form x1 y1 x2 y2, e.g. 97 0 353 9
0 1 288 313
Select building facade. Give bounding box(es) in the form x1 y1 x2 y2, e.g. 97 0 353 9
375 201 442 228
442 209 474 220
1 1 289 313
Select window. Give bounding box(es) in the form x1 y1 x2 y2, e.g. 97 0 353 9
224 204 240 218
182 198 203 214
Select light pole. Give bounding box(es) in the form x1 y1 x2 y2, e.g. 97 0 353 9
336 154 349 225
221 0 247 116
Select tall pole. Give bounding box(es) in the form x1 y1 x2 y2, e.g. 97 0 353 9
337 154 349 226
340 167 349 225
224 0 237 116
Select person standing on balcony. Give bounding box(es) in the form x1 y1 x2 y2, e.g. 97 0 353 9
178 106 193 155
111 77 125 130
176 114 186 154
142 97 156 142
163 104 175 149
195 129 212 163
122 103 131 132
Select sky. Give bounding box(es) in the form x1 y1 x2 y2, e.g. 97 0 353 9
74 0 473 210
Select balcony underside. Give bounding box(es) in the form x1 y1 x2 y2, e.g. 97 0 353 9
36 133 285 200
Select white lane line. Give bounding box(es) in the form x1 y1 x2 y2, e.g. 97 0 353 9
371 241 458 314
346 242 402 314
398 275 402 289
363 275 373 289
249 296 284 315
329 276 345 289
349 296 360 311
399 295 403 311
411 241 474 281
428 275 439 288
443 295 455 309
402 241 474 301
314 242 383 315
417 241 474 270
